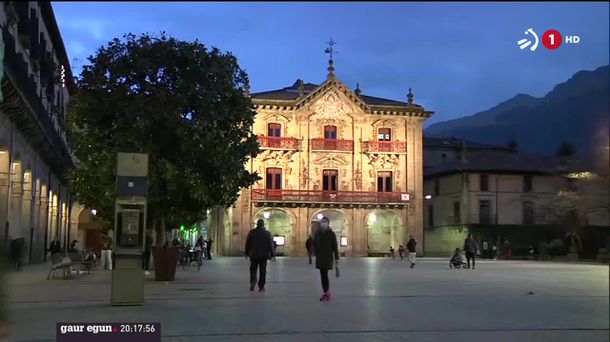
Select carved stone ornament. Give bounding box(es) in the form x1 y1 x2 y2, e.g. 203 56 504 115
311 90 349 123
300 159 308 189
354 167 362 189
368 154 400 169
313 153 348 167
260 150 296 166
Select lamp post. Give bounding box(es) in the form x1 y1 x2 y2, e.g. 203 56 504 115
423 195 432 256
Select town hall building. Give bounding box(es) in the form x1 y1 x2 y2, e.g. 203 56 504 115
208 57 433 257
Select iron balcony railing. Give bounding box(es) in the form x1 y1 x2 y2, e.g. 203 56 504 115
310 139 354 152
364 141 407 153
258 136 299 150
251 189 411 204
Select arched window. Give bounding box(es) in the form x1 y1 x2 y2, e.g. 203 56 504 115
324 125 337 140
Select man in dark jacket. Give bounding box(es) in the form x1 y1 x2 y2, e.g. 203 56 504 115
305 235 313 265
464 234 477 269
313 217 339 301
206 239 214 260
406 235 417 268
245 219 274 291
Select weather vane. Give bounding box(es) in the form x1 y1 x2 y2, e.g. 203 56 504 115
325 38 338 60
325 38 338 77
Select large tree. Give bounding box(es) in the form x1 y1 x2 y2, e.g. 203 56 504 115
66 33 260 236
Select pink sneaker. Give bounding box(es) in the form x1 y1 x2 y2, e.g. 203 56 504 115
319 294 327 301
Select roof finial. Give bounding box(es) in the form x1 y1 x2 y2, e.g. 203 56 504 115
325 38 338 78
354 82 362 96
407 87 414 105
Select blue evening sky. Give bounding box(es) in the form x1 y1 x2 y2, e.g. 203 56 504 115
53 2 609 127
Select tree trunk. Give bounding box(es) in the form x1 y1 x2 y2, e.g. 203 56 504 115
157 217 167 246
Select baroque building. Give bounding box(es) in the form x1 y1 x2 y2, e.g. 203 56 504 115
210 62 433 257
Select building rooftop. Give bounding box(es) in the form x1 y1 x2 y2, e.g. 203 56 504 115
250 79 422 108
423 137 514 151
424 151 591 178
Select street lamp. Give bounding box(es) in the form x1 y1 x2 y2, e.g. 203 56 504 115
425 195 432 200
91 209 97 216
263 211 270 219
317 213 324 220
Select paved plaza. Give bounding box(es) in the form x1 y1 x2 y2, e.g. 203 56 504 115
6 257 609 342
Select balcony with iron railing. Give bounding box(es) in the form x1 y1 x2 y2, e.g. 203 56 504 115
364 141 407 154
258 136 299 150
310 139 354 152
251 189 411 207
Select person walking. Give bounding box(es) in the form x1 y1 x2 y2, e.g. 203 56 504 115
406 236 417 268
313 217 339 301
143 230 153 275
206 238 214 260
305 235 313 265
47 239 62 264
272 236 278 261
464 234 477 269
100 234 113 270
245 219 274 292
398 245 405 260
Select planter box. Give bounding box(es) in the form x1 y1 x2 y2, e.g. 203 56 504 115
152 246 178 281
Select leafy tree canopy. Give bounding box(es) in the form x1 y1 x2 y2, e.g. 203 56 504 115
66 33 260 231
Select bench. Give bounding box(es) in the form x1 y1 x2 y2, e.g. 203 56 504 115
67 253 97 275
47 253 97 279
47 254 72 280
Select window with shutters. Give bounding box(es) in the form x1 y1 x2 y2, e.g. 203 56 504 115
322 169 338 191
377 171 393 192
265 168 282 190
324 125 337 140
378 128 391 141
267 123 282 137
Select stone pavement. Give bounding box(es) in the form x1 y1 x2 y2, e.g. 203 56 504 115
5 257 610 341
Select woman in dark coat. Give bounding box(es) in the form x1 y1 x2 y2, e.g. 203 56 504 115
313 217 339 301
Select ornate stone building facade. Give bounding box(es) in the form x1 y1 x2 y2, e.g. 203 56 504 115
211 68 433 257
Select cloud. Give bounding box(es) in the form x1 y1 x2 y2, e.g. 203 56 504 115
60 18 110 41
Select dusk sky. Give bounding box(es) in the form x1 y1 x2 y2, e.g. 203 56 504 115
53 2 609 127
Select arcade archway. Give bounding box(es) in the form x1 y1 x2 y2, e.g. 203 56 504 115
253 208 293 255
366 210 405 256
